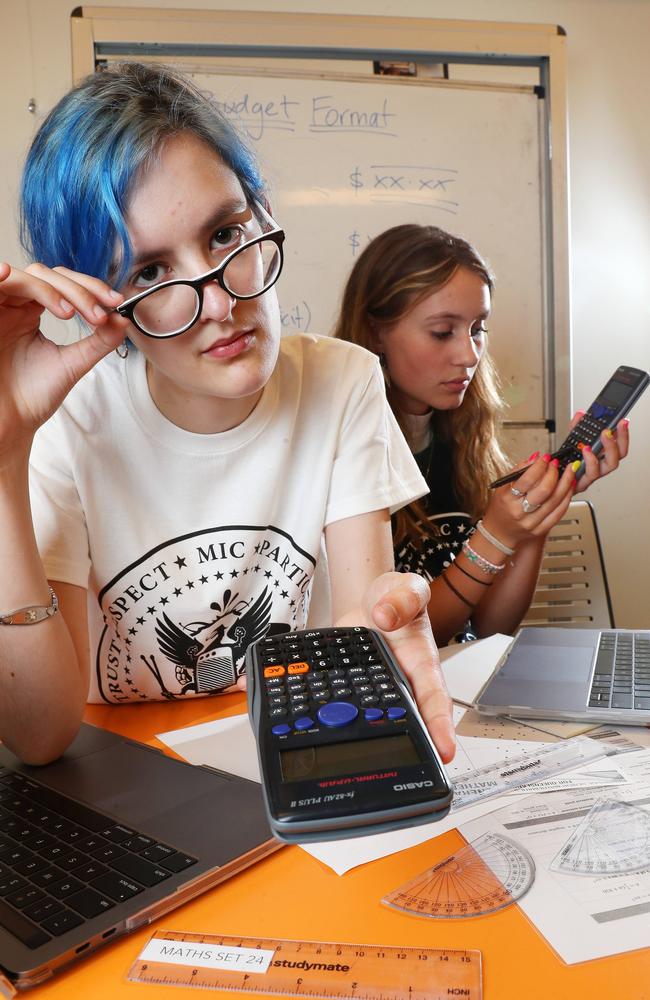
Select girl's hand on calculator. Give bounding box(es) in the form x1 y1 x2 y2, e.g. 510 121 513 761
365 571 456 763
572 411 629 494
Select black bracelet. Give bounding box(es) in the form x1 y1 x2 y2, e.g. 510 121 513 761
440 572 477 610
452 559 492 587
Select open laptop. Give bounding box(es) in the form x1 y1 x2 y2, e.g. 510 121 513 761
474 626 650 726
0 723 280 992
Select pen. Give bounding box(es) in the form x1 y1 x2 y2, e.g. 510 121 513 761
488 446 577 490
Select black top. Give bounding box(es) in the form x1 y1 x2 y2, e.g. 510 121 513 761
393 436 477 643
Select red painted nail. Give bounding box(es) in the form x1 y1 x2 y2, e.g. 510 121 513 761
542 453 551 462
623 418 630 427
583 444 592 453
551 458 559 468
527 451 540 462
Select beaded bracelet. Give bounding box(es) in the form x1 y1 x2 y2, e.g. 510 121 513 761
462 540 505 575
475 519 515 557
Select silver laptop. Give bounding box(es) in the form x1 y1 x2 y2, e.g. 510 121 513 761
474 626 650 725
0 723 280 991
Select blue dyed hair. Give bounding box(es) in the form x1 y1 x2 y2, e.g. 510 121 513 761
20 63 265 287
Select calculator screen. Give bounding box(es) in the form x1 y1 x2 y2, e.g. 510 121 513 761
601 377 632 408
280 733 422 783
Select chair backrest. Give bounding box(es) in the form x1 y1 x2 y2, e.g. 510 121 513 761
522 499 614 628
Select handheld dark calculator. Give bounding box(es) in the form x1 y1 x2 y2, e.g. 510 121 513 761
246 627 453 843
490 365 649 490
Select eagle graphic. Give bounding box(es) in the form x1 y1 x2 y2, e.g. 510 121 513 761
146 586 274 696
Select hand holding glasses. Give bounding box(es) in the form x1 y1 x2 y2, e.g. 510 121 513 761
114 201 285 339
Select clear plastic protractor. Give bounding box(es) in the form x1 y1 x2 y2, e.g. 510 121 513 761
382 832 535 919
551 798 650 875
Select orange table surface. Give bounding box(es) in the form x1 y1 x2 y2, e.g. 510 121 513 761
20 696 650 999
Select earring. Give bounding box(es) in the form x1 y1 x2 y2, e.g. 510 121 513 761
379 352 391 388
115 341 129 359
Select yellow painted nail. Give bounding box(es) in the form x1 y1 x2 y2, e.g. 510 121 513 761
571 460 581 472
604 428 614 438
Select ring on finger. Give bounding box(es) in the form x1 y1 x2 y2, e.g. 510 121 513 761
511 486 526 498
521 497 541 514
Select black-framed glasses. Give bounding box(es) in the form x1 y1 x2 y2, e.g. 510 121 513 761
115 203 285 339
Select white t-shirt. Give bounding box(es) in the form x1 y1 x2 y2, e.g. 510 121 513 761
29 334 427 704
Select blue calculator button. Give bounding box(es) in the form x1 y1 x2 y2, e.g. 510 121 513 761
386 707 407 720
272 723 291 736
317 702 359 728
364 708 384 721
294 716 315 731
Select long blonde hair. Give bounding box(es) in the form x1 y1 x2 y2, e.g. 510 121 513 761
332 224 510 542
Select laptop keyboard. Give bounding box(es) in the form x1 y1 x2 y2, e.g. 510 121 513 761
0 768 197 948
588 631 650 710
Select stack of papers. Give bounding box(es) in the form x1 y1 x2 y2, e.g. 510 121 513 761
155 633 650 965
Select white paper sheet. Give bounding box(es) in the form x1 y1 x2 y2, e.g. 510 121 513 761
439 633 512 703
158 713 262 783
458 748 650 964
156 715 562 875
154 634 643 876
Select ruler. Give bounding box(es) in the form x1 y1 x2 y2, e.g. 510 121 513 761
551 798 650 875
383 832 535 919
451 735 609 810
128 930 482 999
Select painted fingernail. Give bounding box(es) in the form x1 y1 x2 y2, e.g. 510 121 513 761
542 453 551 462
551 458 559 468
571 460 581 472
604 429 614 438
59 299 74 313
527 451 540 462
577 442 584 450
623 418 630 428
583 444 592 453
93 304 107 320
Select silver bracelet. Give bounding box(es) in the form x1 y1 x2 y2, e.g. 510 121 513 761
462 540 505 575
475 519 516 557
0 587 59 625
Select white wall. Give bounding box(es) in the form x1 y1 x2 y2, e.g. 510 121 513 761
2 0 649 626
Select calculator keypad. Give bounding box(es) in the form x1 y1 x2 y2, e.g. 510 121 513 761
558 406 613 471
258 628 403 735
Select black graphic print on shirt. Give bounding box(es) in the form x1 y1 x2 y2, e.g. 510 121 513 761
96 525 315 703
395 511 473 583
395 513 477 644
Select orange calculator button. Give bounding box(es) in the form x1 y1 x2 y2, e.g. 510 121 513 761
263 665 285 678
288 662 310 675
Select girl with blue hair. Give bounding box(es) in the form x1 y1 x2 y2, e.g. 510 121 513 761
0 63 454 765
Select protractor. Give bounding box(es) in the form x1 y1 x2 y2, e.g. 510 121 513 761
382 831 535 919
551 798 650 875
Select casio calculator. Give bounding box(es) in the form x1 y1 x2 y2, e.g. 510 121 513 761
246 626 453 844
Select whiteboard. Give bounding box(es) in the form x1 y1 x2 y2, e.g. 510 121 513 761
193 72 546 424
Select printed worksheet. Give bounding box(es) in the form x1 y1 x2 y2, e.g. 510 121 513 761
459 748 650 964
